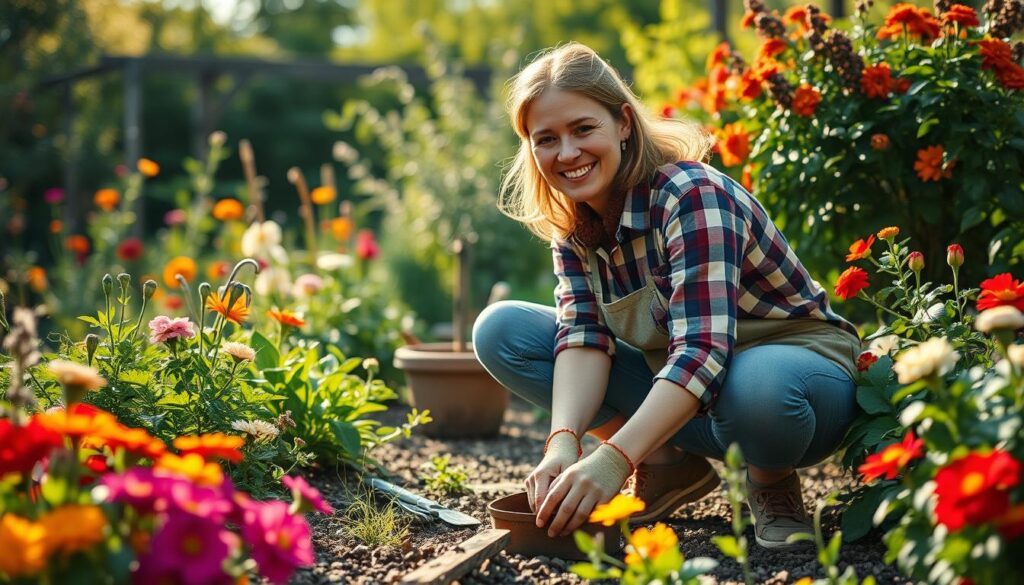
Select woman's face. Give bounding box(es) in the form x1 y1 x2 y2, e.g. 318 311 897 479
525 88 631 216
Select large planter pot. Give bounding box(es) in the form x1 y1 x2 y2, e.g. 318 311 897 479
393 342 508 438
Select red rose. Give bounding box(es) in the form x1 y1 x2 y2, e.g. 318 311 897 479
856 351 879 371
934 450 1020 531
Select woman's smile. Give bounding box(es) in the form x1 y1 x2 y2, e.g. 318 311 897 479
561 162 596 182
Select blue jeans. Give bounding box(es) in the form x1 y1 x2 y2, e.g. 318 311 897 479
473 301 858 470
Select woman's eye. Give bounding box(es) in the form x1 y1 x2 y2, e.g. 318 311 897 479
576 125 594 134
535 136 554 146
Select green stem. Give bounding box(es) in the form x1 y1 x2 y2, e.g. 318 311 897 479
858 291 904 320
951 269 963 324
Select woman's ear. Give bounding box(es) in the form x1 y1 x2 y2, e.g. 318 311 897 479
618 102 634 141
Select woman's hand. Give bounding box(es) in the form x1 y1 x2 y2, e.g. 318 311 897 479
535 443 632 537
526 431 579 513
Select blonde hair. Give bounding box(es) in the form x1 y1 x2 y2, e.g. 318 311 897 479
499 42 714 241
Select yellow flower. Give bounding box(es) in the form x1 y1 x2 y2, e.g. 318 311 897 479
876 226 900 241
0 515 47 577
588 493 646 526
163 256 197 288
154 452 224 486
311 186 336 205
793 578 814 585
40 505 107 556
137 158 160 177
624 523 678 566
48 360 106 391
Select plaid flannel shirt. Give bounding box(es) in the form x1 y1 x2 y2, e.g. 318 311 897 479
552 161 857 409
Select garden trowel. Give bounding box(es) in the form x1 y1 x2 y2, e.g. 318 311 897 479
369 477 481 527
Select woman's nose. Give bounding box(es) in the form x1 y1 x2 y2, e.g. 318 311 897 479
556 140 580 162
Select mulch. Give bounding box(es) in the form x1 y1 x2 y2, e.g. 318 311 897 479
288 397 910 584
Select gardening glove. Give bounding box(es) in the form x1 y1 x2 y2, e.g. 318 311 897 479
526 430 581 513
536 442 633 537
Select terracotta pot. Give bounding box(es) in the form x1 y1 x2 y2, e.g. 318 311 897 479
393 342 508 438
487 492 622 560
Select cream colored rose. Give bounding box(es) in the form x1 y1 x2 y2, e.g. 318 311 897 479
975 306 1024 334
241 221 282 257
231 419 280 442
221 342 256 363
1007 344 1024 368
49 360 106 390
893 337 960 384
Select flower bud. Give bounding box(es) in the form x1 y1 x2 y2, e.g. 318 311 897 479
870 133 891 151
908 251 925 274
117 273 131 294
143 280 158 301
294 437 307 448
946 244 964 269
85 334 100 366
209 131 226 147
102 273 114 296
198 282 212 305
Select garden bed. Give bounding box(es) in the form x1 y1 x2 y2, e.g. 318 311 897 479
298 397 909 584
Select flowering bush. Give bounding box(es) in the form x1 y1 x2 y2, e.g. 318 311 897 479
656 0 1024 283
0 338 327 584
830 227 1023 583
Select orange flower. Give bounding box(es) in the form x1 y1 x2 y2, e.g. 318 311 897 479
871 134 891 151
846 235 876 262
752 58 783 83
164 295 184 311
163 256 197 288
624 523 679 566
740 10 756 28
27 266 47 293
154 452 224 487
702 64 730 114
268 308 306 328
705 42 731 72
757 38 787 62
861 63 893 98
84 425 167 459
878 4 941 41
207 260 231 280
877 226 900 240
206 290 250 325
0 514 47 577
311 186 336 205
783 5 809 29
34 403 119 441
914 145 955 181
977 37 1016 71
173 433 245 463
66 235 90 255
942 4 979 27
791 84 821 117
834 266 869 300
49 219 62 233
741 163 754 191
137 158 160 177
94 188 120 212
716 123 750 167
39 504 107 556
212 198 245 222
738 70 762 100
858 431 924 482
330 217 353 241
977 273 1024 311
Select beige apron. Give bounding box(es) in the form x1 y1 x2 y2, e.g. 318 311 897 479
586 248 861 387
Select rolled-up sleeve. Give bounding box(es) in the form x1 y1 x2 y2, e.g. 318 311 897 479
551 238 616 359
655 182 747 409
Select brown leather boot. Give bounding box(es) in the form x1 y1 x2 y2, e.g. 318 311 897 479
625 452 720 525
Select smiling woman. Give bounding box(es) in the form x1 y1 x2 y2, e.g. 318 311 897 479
476 42 863 548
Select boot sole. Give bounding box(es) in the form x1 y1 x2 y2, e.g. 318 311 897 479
753 533 814 549
628 469 721 525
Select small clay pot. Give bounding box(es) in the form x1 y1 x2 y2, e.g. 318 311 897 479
487 492 622 560
393 342 509 438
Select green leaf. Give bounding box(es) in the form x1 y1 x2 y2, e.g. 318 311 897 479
573 529 595 552
857 386 894 415
330 420 363 458
251 331 280 371
842 487 886 542
917 118 939 138
960 206 986 231
712 535 742 558
77 315 102 327
860 415 900 445
569 563 605 580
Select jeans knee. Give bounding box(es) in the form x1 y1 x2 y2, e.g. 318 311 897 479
472 301 521 366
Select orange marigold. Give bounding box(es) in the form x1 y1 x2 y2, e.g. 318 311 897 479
163 256 197 288
206 290 250 325
738 70 762 100
716 123 750 167
212 198 245 222
173 433 245 463
791 84 821 117
977 37 1016 71
66 235 91 255
942 4 979 27
330 217 353 241
311 186 336 205
752 58 783 83
877 226 900 240
783 5 809 28
268 308 306 328
758 38 787 62
94 188 120 212
741 10 756 28
846 235 876 262
49 220 62 234
861 64 893 99
878 4 941 41
154 452 224 487
27 267 47 293
137 158 160 177
705 42 732 72
914 145 955 182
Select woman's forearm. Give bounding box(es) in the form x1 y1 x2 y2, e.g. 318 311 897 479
608 378 701 464
549 347 612 435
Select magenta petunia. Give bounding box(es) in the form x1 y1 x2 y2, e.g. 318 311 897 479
242 500 314 584
283 475 334 515
136 512 238 585
164 209 187 225
44 188 65 204
148 315 196 345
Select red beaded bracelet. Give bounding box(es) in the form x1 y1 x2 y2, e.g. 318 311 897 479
544 428 583 458
601 440 636 476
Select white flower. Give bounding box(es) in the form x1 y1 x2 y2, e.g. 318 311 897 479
221 342 256 362
316 253 353 271
241 221 282 257
867 334 902 357
254 267 292 297
1008 344 1024 367
49 360 106 390
893 337 960 384
975 306 1024 334
231 419 280 442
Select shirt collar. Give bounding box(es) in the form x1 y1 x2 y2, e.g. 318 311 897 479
616 180 651 237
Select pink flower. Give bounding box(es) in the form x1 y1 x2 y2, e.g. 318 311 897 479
164 209 187 226
355 229 380 260
242 500 314 584
136 513 238 585
283 475 334 515
148 316 196 345
292 273 324 297
44 188 65 204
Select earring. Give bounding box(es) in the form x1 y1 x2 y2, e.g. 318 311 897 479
620 140 627 151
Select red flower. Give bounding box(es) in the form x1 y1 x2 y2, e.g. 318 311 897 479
947 244 964 269
116 238 144 262
934 450 1020 531
977 272 1024 310
791 84 821 117
783 5 809 30
858 431 924 482
861 64 893 99
856 351 879 371
758 38 787 61
267 308 306 328
997 503 1024 540
871 134 891 151
942 4 979 27
834 267 870 300
716 123 751 167
705 42 732 72
741 11 756 28
977 37 1016 72
878 4 941 41
914 145 955 182
738 70 762 100
0 418 63 478
846 235 876 262
355 229 380 260
893 77 912 93
173 433 245 464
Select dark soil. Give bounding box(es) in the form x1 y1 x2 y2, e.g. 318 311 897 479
292 397 910 584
